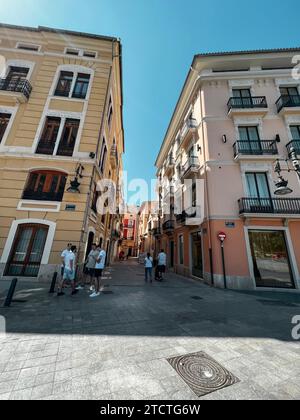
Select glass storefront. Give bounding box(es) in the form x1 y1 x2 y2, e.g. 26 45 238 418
248 230 295 289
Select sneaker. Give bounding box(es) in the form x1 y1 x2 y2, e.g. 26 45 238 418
57 292 65 297
89 286 95 292
90 292 99 298
76 285 84 290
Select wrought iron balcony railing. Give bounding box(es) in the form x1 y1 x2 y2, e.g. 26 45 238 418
286 140 300 155
0 78 32 99
22 190 64 202
233 140 278 158
238 197 300 215
276 95 300 112
152 227 162 236
176 206 199 224
227 96 267 112
162 220 175 232
181 156 200 176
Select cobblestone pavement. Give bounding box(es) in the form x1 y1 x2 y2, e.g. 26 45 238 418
0 259 300 400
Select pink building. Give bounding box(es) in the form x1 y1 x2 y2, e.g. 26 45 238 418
156 48 300 291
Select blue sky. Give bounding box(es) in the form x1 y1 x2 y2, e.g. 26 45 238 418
1 0 300 202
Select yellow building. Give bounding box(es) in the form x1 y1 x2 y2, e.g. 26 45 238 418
0 24 124 282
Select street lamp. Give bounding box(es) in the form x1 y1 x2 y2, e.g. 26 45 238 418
67 164 85 194
273 147 300 196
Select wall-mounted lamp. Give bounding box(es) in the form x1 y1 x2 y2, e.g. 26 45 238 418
222 135 227 144
67 163 85 194
89 152 96 159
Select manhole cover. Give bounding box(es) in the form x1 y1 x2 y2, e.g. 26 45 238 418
258 299 299 308
167 351 239 397
191 296 203 300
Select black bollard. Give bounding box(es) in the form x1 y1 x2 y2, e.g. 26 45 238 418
4 278 18 307
49 272 58 294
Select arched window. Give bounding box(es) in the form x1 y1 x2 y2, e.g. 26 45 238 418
23 170 67 202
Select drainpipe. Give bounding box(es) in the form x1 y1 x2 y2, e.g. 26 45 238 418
191 67 214 286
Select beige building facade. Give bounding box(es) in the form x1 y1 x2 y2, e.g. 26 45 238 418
0 24 124 282
156 48 300 291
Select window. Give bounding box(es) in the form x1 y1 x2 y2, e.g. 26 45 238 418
107 97 113 128
5 224 49 277
83 51 96 58
17 43 40 52
54 71 73 97
290 125 300 140
233 88 251 98
56 119 80 157
99 139 107 173
91 184 99 213
72 74 90 99
179 235 184 265
0 113 11 143
239 126 261 152
280 86 299 96
66 48 79 56
23 170 67 202
36 117 61 155
246 173 270 199
6 67 29 84
36 117 79 157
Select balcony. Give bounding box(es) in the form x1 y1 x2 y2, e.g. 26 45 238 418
180 118 198 148
286 140 300 156
227 96 268 117
110 145 118 170
276 95 300 114
238 197 300 217
22 190 64 202
181 156 200 178
152 227 162 237
176 206 202 225
0 78 32 103
164 155 175 177
233 140 279 160
162 220 175 234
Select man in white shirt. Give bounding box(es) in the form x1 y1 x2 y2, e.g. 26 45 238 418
144 253 153 283
58 243 72 296
58 245 78 296
157 249 167 281
90 246 106 298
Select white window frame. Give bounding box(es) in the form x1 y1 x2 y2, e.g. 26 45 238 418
4 59 35 81
50 64 94 102
99 137 108 174
32 110 82 156
64 47 98 59
0 106 18 151
15 42 42 52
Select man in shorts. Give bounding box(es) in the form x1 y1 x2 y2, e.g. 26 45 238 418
59 246 78 296
90 245 106 298
57 243 72 296
85 243 99 290
157 249 167 282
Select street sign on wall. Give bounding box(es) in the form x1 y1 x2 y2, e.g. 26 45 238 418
218 232 227 242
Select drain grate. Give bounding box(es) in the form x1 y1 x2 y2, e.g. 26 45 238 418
191 296 203 300
258 299 299 308
167 351 239 397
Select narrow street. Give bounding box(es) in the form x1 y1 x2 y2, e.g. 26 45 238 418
0 259 300 400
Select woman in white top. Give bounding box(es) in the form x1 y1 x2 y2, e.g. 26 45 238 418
144 253 153 283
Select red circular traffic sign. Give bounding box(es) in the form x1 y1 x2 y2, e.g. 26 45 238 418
218 232 227 242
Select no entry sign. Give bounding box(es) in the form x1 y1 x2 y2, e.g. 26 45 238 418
218 232 227 242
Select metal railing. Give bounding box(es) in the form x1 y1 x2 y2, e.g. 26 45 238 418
233 140 278 157
227 96 267 111
152 227 162 236
162 220 175 231
238 197 300 215
0 78 32 99
176 206 199 224
22 190 64 202
276 95 300 112
180 118 198 141
286 140 300 155
181 156 200 176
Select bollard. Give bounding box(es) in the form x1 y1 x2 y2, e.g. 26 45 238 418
49 272 58 294
4 278 18 307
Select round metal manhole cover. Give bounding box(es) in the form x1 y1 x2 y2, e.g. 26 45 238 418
168 351 239 397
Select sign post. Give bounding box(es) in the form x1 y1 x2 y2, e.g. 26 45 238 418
218 232 227 289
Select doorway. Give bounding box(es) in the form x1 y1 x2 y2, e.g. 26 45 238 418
170 240 175 268
5 224 48 277
191 231 203 278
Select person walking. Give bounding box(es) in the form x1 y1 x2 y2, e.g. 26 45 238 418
57 243 72 295
58 245 78 296
90 245 106 298
144 253 153 283
85 243 99 290
157 249 167 281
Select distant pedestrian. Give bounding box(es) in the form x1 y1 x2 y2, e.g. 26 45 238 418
57 243 72 295
58 246 78 296
90 245 106 298
85 243 99 290
144 253 153 283
157 249 167 281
